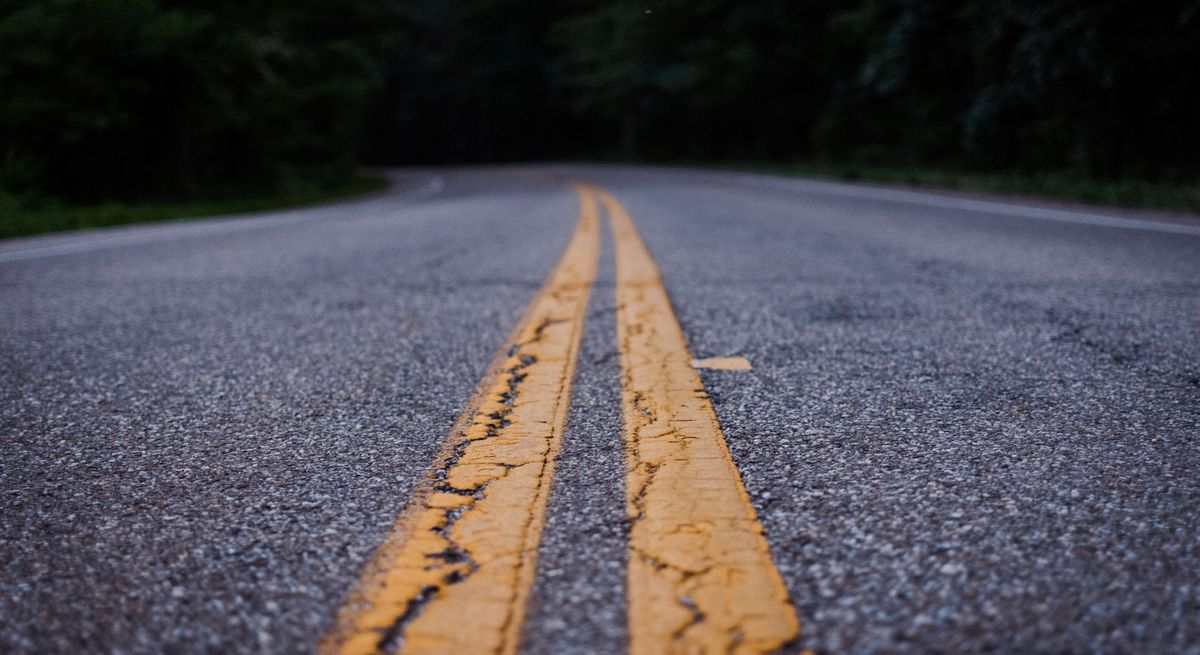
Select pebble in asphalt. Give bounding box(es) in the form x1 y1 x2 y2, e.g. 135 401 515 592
521 226 628 653
1 171 575 652
582 166 1200 653
2 165 1198 653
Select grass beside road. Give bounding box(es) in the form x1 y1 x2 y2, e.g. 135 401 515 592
0 173 389 240
701 161 1200 215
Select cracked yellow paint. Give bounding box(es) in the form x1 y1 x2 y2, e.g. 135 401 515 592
691 356 752 372
597 188 799 654
321 186 601 655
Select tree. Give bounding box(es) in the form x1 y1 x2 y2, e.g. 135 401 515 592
0 0 398 201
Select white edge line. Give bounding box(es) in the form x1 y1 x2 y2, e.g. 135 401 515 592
736 173 1200 237
0 175 445 263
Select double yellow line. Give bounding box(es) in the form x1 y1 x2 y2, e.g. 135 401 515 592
322 184 797 655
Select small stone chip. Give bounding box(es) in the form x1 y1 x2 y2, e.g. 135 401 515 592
690 356 752 371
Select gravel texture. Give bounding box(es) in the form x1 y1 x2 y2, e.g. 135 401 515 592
1 169 577 653
572 165 1199 653
2 165 1198 653
521 229 628 654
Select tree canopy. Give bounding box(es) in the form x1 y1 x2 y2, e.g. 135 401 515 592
2 0 1197 202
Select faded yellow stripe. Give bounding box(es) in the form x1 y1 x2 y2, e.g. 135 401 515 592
596 188 800 654
322 186 601 655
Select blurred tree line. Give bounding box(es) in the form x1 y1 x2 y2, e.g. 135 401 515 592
0 0 398 202
2 0 1197 203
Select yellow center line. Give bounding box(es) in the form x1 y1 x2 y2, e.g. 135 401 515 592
595 187 800 654
321 186 601 655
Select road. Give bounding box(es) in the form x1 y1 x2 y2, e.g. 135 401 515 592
2 165 1198 654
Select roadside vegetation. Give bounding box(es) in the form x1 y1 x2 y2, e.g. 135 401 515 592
0 174 387 240
1 0 1197 238
0 0 397 238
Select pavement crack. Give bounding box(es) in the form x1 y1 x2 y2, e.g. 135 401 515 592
325 180 600 655
672 595 707 642
378 585 440 655
604 186 798 653
378 348 539 651
626 461 660 522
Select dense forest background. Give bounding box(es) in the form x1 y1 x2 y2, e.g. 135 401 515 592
2 0 1198 204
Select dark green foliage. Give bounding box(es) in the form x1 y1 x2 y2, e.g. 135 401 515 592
1 0 1197 208
544 0 1200 181
361 0 567 164
0 173 387 239
0 0 398 201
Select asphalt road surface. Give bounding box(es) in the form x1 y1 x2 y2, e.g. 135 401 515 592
2 165 1198 654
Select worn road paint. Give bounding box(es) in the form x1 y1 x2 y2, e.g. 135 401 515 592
597 187 799 654
691 356 752 372
322 186 600 655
